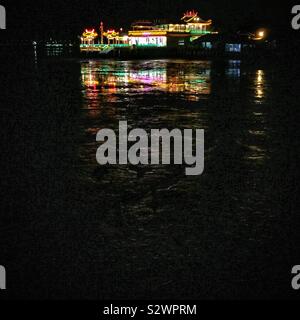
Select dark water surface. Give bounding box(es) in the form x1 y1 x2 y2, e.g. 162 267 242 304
1 56 299 299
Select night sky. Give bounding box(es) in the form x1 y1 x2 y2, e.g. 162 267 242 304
1 1 297 40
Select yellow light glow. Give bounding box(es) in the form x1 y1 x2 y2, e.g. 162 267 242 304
258 31 264 38
253 29 266 40
255 70 265 99
128 30 167 37
82 29 98 40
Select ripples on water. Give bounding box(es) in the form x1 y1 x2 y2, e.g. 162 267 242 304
80 59 270 191
74 59 290 298
2 56 298 299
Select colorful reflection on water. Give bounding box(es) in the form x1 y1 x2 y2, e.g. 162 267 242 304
81 60 212 100
79 59 272 175
5 56 294 299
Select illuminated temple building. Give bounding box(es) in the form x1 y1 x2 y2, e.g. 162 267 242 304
80 10 215 51
128 10 213 47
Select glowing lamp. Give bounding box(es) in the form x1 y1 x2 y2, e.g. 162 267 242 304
254 29 266 40
258 31 264 38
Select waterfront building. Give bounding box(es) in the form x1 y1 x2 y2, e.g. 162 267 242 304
103 29 129 45
80 10 214 51
192 31 269 56
128 10 213 48
81 29 98 45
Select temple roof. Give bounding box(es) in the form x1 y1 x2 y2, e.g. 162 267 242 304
181 10 211 24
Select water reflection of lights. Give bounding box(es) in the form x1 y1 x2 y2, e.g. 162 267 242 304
245 69 268 163
226 60 241 79
255 70 265 99
81 61 211 98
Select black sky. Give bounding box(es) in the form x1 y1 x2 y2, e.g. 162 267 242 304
1 1 296 40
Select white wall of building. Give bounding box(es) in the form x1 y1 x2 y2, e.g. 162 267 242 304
129 36 167 47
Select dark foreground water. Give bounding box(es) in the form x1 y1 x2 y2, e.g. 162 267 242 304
1 56 299 299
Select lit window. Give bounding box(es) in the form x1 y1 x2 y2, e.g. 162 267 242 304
202 42 212 49
225 44 241 52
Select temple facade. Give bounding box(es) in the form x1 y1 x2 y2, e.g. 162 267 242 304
128 10 213 47
80 10 215 51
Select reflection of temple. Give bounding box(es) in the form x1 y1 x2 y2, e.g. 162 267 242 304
80 10 215 51
81 61 211 97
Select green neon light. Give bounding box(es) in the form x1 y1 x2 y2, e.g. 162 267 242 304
189 30 211 35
